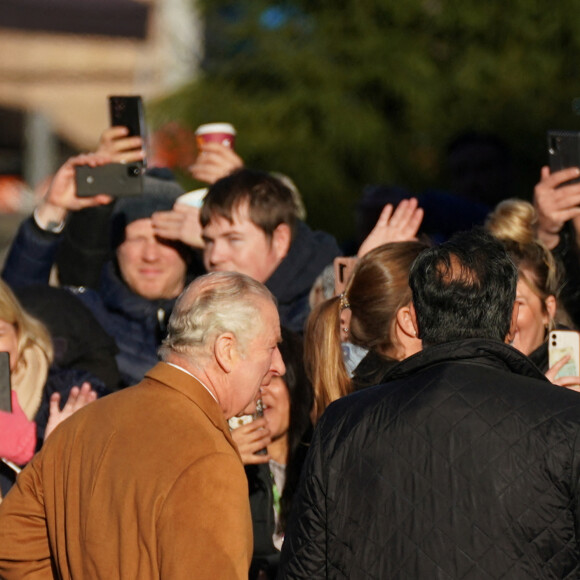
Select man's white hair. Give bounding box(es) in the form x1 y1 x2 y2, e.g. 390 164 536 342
159 271 276 362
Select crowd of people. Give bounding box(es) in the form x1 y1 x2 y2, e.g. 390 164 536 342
1 122 580 578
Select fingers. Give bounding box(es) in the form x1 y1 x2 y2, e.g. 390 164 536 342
98 127 145 163
189 143 244 184
62 382 97 413
545 354 571 383
390 198 423 238
151 210 186 241
231 418 272 464
374 203 394 227
152 205 204 248
552 376 580 390
534 166 580 248
541 166 580 189
357 197 424 257
48 392 62 417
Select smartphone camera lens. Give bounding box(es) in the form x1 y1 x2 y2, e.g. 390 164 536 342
127 165 141 177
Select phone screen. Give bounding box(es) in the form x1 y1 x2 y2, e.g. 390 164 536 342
0 352 12 412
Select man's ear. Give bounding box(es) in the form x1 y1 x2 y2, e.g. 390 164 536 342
271 223 292 261
408 302 420 338
506 302 520 343
214 332 236 373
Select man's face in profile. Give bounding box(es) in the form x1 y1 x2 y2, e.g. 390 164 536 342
226 297 285 418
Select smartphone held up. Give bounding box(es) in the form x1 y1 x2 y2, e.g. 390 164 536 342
548 329 580 381
74 95 148 198
75 163 144 198
547 130 580 185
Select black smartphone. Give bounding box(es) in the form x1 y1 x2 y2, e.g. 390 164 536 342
547 130 580 185
75 163 144 197
0 352 12 413
109 95 147 166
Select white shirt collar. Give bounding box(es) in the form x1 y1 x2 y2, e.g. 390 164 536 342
165 362 219 403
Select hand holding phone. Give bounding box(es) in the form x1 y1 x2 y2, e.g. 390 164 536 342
75 163 144 198
97 126 145 165
548 330 580 387
547 130 580 185
109 96 147 167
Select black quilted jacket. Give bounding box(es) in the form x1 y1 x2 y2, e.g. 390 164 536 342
279 339 580 579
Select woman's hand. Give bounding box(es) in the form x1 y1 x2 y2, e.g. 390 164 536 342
45 382 97 439
545 354 580 391
357 198 424 258
231 418 272 465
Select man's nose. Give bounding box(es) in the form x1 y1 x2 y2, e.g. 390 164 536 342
207 241 228 266
142 239 161 261
271 346 286 377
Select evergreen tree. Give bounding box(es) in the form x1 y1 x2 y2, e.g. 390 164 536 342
152 0 580 241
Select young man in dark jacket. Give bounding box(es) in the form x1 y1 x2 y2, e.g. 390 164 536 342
280 229 580 579
200 168 341 334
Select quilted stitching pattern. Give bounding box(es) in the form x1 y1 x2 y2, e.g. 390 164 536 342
279 340 580 579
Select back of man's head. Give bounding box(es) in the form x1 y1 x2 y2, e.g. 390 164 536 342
409 228 517 346
159 271 276 362
200 168 299 240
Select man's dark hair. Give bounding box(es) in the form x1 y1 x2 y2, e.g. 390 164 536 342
409 228 517 346
200 168 299 240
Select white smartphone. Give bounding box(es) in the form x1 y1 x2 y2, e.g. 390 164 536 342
548 330 580 379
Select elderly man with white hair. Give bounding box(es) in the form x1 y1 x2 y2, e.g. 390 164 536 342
0 271 285 580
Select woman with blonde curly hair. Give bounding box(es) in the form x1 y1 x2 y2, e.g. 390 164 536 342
486 198 578 386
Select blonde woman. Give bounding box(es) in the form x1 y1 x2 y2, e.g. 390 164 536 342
0 280 104 494
486 199 579 387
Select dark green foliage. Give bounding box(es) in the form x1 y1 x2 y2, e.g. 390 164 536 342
151 0 580 242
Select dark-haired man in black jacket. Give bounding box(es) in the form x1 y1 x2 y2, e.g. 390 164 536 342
280 229 580 579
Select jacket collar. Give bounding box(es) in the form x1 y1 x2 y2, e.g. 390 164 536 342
384 338 548 384
98 261 176 321
265 220 340 304
144 362 240 458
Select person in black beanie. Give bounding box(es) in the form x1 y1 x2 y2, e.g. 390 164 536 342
2 154 198 388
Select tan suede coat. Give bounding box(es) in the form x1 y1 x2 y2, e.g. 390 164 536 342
0 362 253 579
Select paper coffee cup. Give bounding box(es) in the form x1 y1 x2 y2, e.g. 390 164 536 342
195 123 236 149
175 188 208 209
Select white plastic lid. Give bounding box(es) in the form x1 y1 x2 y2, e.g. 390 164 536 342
175 188 208 208
195 123 236 136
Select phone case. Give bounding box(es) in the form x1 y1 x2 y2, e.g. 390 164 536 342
0 351 12 412
109 96 146 138
547 130 580 185
75 163 144 197
548 329 580 379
